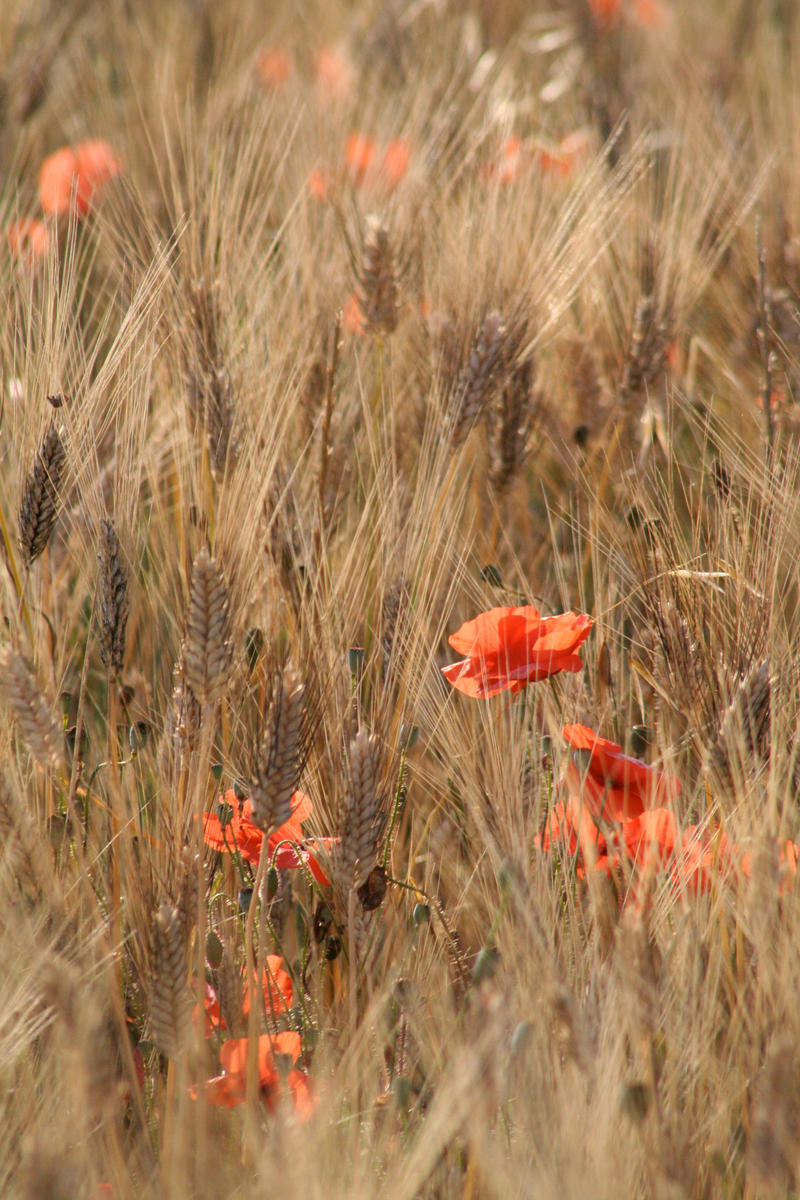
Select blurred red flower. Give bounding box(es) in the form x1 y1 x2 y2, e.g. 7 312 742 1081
442 605 593 698
313 46 354 102
255 47 292 89
562 723 680 821
346 132 376 184
6 217 49 262
39 139 122 217
381 138 411 188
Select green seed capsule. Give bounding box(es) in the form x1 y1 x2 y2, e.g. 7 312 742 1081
412 902 430 926
472 946 499 984
205 930 223 969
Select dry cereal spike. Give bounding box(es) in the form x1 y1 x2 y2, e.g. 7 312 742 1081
217 938 244 1038
250 662 305 834
0 645 64 770
149 903 191 1058
488 355 534 494
18 421 66 565
0 773 50 901
97 519 129 676
358 217 399 337
447 311 507 446
183 546 233 704
184 280 239 479
339 728 382 891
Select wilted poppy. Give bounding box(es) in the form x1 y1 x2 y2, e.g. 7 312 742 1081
563 723 680 821
442 605 593 698
6 217 49 262
38 139 122 217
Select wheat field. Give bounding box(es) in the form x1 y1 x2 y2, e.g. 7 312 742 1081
1 1 800 1196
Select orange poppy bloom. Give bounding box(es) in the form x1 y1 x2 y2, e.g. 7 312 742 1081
242 955 293 1018
202 788 331 883
255 47 292 89
38 139 122 217
204 1031 314 1117
442 605 593 698
563 724 680 821
6 217 49 262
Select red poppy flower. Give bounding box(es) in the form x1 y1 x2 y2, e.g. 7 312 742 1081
6 217 49 262
202 788 330 882
197 980 225 1036
563 724 680 821
242 955 293 1018
38 140 122 217
442 605 593 698
204 1031 313 1114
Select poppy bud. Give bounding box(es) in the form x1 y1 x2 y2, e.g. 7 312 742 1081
205 930 223 969
510 1020 533 1058
412 902 430 926
348 646 365 676
325 935 342 961
238 887 253 913
472 946 499 984
266 867 279 901
128 720 150 752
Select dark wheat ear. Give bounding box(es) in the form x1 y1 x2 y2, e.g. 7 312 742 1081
183 546 233 705
250 662 305 834
488 355 535 495
358 217 399 337
446 311 508 446
184 280 239 480
97 519 129 677
18 421 66 566
334 728 384 894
